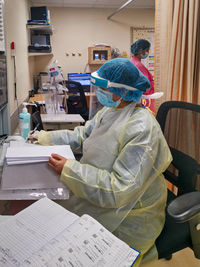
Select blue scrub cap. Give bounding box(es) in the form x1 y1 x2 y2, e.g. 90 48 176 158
131 39 151 55
93 58 150 102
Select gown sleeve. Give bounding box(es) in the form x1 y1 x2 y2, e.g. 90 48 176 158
38 111 101 153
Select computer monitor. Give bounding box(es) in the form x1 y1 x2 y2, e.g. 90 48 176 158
68 73 91 91
31 34 50 46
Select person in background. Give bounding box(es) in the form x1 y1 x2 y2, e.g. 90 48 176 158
29 58 172 266
130 39 155 114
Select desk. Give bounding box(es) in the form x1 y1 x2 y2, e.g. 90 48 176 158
85 92 96 108
29 94 85 130
41 113 85 130
29 93 45 103
29 93 67 114
29 93 96 109
29 93 46 114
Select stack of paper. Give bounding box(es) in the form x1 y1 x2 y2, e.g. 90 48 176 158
1 142 74 192
6 144 75 165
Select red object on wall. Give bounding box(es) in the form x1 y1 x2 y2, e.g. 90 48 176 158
11 41 15 50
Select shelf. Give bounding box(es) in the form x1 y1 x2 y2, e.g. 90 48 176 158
28 52 53 57
26 24 53 34
88 60 108 65
88 46 111 65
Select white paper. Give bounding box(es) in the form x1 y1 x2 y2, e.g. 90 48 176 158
6 145 75 165
0 198 79 266
6 159 47 165
9 141 37 147
0 198 140 266
0 215 10 223
41 113 85 123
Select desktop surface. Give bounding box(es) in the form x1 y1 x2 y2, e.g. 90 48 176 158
41 113 85 123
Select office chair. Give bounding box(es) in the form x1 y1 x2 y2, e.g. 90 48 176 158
64 80 89 121
155 101 200 260
31 110 43 131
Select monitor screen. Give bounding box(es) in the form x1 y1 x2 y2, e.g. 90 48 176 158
31 34 50 46
68 73 91 87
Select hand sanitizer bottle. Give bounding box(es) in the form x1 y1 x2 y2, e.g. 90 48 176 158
19 103 31 139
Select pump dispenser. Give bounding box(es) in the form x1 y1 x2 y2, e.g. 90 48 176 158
19 103 31 139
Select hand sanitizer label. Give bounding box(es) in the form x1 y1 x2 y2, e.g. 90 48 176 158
19 118 24 136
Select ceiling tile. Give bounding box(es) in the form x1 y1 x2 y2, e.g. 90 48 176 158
30 0 155 9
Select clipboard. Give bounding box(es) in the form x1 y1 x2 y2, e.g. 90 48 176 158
1 161 67 190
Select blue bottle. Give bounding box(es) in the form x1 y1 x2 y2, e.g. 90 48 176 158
19 103 31 139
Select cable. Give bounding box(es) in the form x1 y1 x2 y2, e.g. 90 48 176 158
107 0 136 20
13 55 17 99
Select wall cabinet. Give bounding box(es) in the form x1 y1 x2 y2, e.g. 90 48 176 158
27 24 53 56
88 46 111 65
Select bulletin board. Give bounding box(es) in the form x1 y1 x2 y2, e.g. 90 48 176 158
131 27 155 75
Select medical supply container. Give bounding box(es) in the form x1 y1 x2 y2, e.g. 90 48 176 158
19 103 31 139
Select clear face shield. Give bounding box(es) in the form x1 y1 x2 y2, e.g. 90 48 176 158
89 84 124 119
89 84 104 120
89 72 141 119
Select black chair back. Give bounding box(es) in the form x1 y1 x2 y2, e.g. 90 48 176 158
155 101 200 259
64 80 89 121
31 111 43 131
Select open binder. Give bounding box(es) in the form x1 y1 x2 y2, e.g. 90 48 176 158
0 198 140 266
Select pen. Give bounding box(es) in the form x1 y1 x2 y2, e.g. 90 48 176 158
31 123 40 135
26 123 40 143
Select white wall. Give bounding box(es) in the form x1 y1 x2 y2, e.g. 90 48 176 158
4 3 154 118
5 0 32 116
34 7 154 77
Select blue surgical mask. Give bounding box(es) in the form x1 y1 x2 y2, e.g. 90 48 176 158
141 52 149 59
96 88 122 108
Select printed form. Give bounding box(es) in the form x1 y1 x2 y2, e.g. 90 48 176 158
0 198 140 266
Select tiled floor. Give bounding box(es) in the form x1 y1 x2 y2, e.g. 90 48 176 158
136 248 200 267
155 249 200 267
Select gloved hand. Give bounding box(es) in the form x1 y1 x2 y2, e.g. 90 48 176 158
27 130 40 143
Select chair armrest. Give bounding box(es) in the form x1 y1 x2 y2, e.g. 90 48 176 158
167 191 200 223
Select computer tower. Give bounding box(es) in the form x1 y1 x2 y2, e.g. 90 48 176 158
31 6 47 21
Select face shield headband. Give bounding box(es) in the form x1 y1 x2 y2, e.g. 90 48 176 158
91 71 164 100
91 71 139 92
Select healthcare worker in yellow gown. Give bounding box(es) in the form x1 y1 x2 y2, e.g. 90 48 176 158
34 58 172 266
